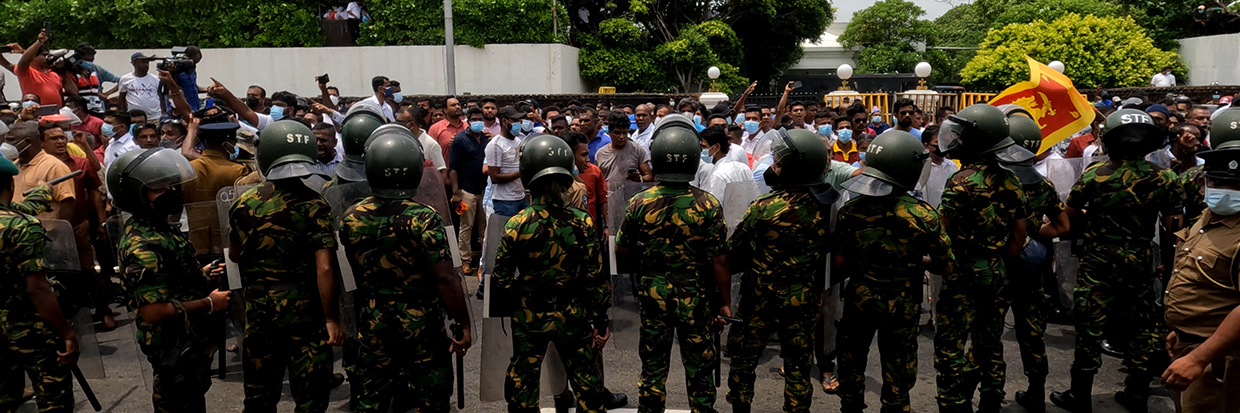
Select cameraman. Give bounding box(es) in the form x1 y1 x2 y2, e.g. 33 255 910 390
72 42 120 116
13 30 77 107
164 46 206 111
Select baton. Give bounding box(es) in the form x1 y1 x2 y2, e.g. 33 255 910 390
452 322 465 410
713 329 721 387
23 170 83 196
71 365 102 411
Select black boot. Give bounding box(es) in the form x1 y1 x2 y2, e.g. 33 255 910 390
1015 377 1046 413
1050 371 1094 413
731 401 751 413
1113 373 1151 413
553 392 575 413
603 390 628 410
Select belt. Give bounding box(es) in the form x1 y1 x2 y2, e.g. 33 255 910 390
1173 328 1209 344
641 271 698 282
244 282 305 292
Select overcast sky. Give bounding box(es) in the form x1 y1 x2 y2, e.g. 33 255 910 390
833 0 956 22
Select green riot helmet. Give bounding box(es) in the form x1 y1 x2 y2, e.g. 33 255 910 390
519 133 575 189
1007 114 1043 154
1101 108 1166 159
364 125 424 199
106 148 198 215
1198 109 1240 180
1209 109 1240 151
256 120 326 180
842 130 927 196
769 128 831 187
649 114 700 183
938 103 1012 161
338 102 387 181
994 114 1044 184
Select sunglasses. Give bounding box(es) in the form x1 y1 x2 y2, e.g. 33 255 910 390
900 110 916 115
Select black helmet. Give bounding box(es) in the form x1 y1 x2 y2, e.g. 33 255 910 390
938 104 1012 161
770 128 831 187
106 148 197 215
519 133 575 189
364 125 424 199
257 120 326 180
338 102 387 181
842 130 927 196
649 114 700 183
1101 108 1165 159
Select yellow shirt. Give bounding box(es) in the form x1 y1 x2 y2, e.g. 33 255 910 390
13 151 75 221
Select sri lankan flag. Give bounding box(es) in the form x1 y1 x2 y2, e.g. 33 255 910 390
990 56 1096 154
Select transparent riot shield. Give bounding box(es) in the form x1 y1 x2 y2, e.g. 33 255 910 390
325 181 372 339
41 218 105 380
184 201 224 257
722 181 761 236
215 185 254 351
1042 155 1107 202
1053 240 1079 309
604 180 654 352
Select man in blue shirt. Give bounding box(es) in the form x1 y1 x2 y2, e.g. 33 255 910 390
579 107 610 163
171 46 206 111
891 98 922 140
449 107 490 283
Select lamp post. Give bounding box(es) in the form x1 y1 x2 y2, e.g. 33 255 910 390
837 64 853 91
699 65 729 107
1049 60 1065 73
915 62 932 90
707 66 721 92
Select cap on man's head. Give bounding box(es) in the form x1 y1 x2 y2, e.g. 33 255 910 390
130 52 153 62
498 106 526 120
1145 104 1171 117
200 122 241 138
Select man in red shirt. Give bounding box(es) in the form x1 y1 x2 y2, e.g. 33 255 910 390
1064 108 1106 158
565 131 608 232
66 96 103 139
427 96 466 169
13 30 76 107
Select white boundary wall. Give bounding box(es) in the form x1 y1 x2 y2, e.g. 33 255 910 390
2 43 588 101
1179 33 1240 86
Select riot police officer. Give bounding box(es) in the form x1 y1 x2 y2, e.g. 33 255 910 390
1051 109 1185 413
0 155 78 412
726 128 833 413
110 147 231 412
338 127 472 413
834 130 953 413
493 134 610 412
934 103 1030 413
333 102 387 186
228 120 344 412
614 114 731 412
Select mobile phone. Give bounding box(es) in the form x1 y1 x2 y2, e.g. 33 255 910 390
35 104 59 117
791 80 803 89
316 73 330 84
627 168 638 176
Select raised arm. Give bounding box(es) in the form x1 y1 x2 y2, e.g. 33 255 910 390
732 81 757 115
206 77 259 127
159 70 192 120
774 81 796 125
17 30 49 72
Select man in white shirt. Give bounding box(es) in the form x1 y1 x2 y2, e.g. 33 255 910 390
102 111 138 169
913 125 959 208
206 79 292 132
630 103 656 155
1150 66 1176 87
396 106 447 180
485 106 527 216
118 53 163 122
741 107 770 154
360 76 396 122
699 125 754 203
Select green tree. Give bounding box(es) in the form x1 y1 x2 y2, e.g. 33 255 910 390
960 13 1181 90
838 0 935 74
576 19 669 91
358 0 567 47
724 0 833 90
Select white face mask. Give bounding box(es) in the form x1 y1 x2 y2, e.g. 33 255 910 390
1206 187 1240 216
330 95 340 106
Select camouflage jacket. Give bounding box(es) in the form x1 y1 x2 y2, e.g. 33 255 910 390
729 189 831 288
229 181 336 284
614 185 727 279
339 197 451 303
1024 178 1066 235
119 217 213 350
9 185 52 216
1067 159 1184 246
0 206 49 335
493 195 609 330
939 162 1027 259
1179 164 1205 225
835 194 954 290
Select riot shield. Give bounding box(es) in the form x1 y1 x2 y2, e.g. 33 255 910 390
325 182 372 340
722 181 761 236
41 218 105 380
215 185 254 350
1041 155 1107 202
184 201 224 257
604 180 654 352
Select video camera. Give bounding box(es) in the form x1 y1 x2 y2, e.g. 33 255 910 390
154 46 196 74
45 49 86 74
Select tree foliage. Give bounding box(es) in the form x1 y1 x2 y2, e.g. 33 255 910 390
725 0 833 91
838 0 935 74
960 13 1181 90
358 0 568 47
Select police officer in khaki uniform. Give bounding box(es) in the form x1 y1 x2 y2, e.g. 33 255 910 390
1161 109 1240 412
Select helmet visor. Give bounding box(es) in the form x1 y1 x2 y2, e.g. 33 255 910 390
841 174 895 197
938 118 967 153
998 161 1045 185
993 145 1036 164
268 162 328 181
128 148 197 189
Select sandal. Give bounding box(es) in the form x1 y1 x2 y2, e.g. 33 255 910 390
821 373 840 394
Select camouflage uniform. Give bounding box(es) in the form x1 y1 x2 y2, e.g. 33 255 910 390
614 185 728 413
229 181 337 413
119 217 220 412
1065 160 1183 377
1179 164 1205 225
9 185 51 216
1008 178 1064 383
834 194 953 413
493 195 610 413
338 197 455 413
726 190 831 412
933 162 1027 408
0 208 73 412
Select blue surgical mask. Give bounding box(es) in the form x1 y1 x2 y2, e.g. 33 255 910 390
859 151 867 161
1206 187 1240 216
521 119 534 133
509 122 522 136
1215 94 1222 100
384 87 394 99
470 121 485 133
129 124 137 136
21 101 37 110
817 125 832 136
693 115 702 126
229 143 241 160
601 125 609 134
628 114 636 125
101 123 115 138
269 105 285 121
735 114 745 125
838 128 853 143
744 120 759 134
872 115 882 124
701 148 714 164
573 165 579 175
393 92 403 103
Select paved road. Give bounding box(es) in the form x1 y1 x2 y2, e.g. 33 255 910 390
18 296 1176 413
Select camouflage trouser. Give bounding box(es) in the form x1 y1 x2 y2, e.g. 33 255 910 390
635 275 716 413
1008 240 1051 381
0 321 73 412
242 287 334 413
1071 244 1162 376
353 299 452 413
726 283 817 412
836 282 921 413
144 340 218 413
934 256 1011 408
506 317 605 413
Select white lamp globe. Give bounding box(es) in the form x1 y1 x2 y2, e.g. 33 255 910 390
707 66 721 79
837 64 854 80
915 62 932 78
1048 61 1065 73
